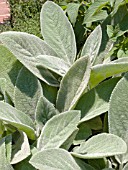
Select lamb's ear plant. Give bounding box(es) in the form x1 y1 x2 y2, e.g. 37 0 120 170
0 1 128 169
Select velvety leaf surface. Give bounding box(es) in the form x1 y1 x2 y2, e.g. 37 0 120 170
40 1 76 65
0 45 22 101
61 128 79 150
0 138 14 170
14 67 43 120
13 146 37 170
0 78 6 97
81 25 102 64
66 3 80 26
36 55 70 76
75 78 120 122
29 148 81 170
109 73 128 164
11 131 31 164
72 133 127 159
0 102 35 140
35 96 59 129
37 110 80 150
89 60 128 89
0 32 59 86
56 56 91 112
5 135 12 162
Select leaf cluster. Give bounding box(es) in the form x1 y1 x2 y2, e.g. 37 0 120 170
0 0 128 169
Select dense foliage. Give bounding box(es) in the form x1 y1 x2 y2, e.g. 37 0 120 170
0 0 128 169
0 0 42 36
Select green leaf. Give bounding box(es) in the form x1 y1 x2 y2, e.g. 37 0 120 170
73 123 92 145
40 1 76 65
102 169 114 170
75 78 120 122
86 117 102 130
29 148 81 170
83 0 109 24
0 78 6 97
0 45 22 101
72 133 127 159
35 96 59 129
123 163 128 170
0 102 35 140
37 110 80 150
0 137 14 170
0 32 59 86
5 135 12 162
56 56 91 112
13 146 37 170
14 67 43 120
36 55 70 76
41 82 58 105
109 73 128 164
74 158 96 170
87 10 108 23
13 156 36 170
88 158 107 170
113 13 128 38
11 131 30 164
96 1 128 65
66 3 80 26
61 128 79 150
89 60 128 89
81 25 102 64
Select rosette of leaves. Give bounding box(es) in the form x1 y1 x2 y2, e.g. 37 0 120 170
0 1 128 169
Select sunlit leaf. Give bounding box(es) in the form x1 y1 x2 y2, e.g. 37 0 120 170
56 56 91 112
14 67 43 120
37 110 80 149
72 133 127 159
29 148 81 170
0 102 35 140
0 32 59 86
40 1 76 65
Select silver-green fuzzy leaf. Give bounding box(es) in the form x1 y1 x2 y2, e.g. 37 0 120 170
81 25 102 64
0 138 14 170
0 45 22 101
29 148 81 170
14 67 43 120
0 102 35 140
72 133 127 159
40 1 76 65
66 3 80 26
36 55 70 76
75 77 120 122
0 32 59 86
89 60 128 89
109 73 128 164
11 131 30 164
35 96 59 129
56 56 91 112
37 110 80 150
